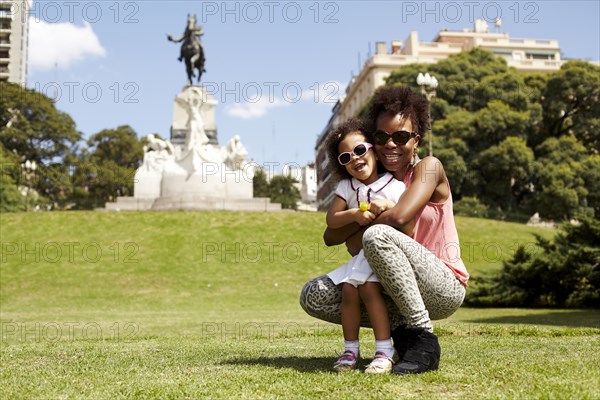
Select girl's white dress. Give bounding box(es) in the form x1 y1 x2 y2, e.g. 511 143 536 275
326 173 405 287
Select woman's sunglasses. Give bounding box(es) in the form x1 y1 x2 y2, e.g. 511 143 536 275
373 130 418 146
338 143 373 165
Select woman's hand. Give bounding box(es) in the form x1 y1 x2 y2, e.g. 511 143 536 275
354 210 376 226
369 199 396 216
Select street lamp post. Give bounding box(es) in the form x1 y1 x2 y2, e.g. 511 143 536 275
417 73 438 157
21 159 37 212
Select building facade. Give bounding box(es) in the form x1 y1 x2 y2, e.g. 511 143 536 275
315 20 565 211
0 0 30 86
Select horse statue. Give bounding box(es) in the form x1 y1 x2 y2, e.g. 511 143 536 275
167 14 206 85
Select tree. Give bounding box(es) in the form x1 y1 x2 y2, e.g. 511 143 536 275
580 155 600 218
0 82 80 165
87 160 136 204
387 48 510 111
87 126 143 169
542 61 600 153
475 137 535 214
0 143 25 212
80 125 143 205
252 168 300 210
433 101 530 156
0 82 82 206
268 175 300 210
533 136 591 220
252 168 270 197
470 101 531 153
434 147 467 198
432 109 476 147
252 169 300 210
521 73 548 149
535 135 587 164
471 72 530 111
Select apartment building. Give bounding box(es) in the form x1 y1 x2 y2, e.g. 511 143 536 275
0 0 30 86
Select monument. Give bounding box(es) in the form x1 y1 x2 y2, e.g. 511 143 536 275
105 16 280 211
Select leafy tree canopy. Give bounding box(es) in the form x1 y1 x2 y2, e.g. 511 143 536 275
87 125 143 169
253 170 300 210
0 82 80 165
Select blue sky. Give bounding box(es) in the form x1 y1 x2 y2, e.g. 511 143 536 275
24 0 600 170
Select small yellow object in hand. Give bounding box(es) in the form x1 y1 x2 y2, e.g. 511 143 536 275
359 202 370 212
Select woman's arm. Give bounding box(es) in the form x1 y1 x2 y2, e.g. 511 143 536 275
323 222 362 247
344 227 367 256
324 157 447 248
376 156 448 230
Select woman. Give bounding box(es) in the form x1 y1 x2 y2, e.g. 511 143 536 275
300 86 469 375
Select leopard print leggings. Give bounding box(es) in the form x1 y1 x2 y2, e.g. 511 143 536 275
300 225 466 332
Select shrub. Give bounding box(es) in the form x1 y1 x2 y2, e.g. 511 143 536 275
454 196 489 218
466 217 600 308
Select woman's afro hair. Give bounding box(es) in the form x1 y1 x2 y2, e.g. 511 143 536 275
364 86 429 137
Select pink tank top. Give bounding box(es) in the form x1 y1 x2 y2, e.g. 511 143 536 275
404 168 470 286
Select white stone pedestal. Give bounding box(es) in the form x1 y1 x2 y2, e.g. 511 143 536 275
103 85 280 212
134 169 162 199
171 86 218 146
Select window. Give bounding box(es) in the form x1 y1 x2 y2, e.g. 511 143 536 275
0 2 13 12
526 52 555 60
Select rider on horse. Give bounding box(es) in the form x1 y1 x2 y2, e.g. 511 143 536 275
167 14 206 85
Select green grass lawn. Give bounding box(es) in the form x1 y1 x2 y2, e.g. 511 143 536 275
1 211 598 399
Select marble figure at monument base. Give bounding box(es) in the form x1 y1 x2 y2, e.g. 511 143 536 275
104 86 281 212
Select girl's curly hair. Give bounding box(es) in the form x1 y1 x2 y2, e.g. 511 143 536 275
325 118 369 181
364 86 429 138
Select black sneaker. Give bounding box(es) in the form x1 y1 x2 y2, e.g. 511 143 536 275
392 328 441 375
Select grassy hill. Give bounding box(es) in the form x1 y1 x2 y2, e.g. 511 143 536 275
1 211 598 398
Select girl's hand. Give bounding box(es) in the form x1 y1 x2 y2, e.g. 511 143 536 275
354 209 376 226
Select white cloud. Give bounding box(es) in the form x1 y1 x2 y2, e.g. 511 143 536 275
28 20 106 71
225 97 290 120
225 80 346 120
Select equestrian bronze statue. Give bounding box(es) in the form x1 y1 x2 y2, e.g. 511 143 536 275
167 14 206 85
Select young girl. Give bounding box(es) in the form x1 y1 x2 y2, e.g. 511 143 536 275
324 118 405 373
